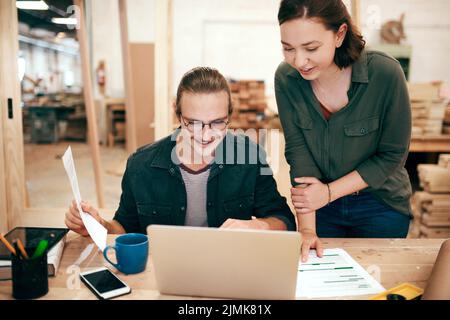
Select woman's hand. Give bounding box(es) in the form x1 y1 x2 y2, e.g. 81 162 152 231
299 228 324 262
291 177 329 214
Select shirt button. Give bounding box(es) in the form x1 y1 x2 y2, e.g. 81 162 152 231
152 210 157 215
207 202 212 207
181 207 185 211
360 128 366 134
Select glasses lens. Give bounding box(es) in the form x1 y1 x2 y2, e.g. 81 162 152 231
211 121 227 130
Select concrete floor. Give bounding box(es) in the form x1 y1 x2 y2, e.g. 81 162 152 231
24 142 128 210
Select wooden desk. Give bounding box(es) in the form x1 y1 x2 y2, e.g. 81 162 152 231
0 233 446 300
410 135 450 152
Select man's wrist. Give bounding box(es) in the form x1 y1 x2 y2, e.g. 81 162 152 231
101 218 112 234
257 217 287 231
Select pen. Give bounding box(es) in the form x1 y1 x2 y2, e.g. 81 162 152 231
16 239 29 259
32 239 49 259
0 233 16 256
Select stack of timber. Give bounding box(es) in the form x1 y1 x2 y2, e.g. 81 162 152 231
228 80 268 130
408 82 446 136
411 154 450 238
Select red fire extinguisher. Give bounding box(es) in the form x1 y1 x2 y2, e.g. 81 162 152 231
96 60 106 94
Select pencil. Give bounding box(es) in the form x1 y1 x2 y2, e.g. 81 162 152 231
0 233 16 256
16 239 29 259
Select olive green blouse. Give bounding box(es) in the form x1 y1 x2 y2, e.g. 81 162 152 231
275 50 412 215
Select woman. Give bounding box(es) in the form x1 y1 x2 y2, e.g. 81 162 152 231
274 0 412 261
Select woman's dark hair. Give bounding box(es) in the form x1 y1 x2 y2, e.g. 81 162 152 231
278 0 365 68
175 67 233 118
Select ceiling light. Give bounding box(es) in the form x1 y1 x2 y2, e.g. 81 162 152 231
16 1 49 10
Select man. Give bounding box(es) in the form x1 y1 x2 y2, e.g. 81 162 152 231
65 67 295 234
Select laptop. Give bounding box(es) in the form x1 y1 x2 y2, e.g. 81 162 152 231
147 225 301 299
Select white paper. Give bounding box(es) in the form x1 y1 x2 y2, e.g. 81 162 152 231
62 146 107 251
296 248 385 298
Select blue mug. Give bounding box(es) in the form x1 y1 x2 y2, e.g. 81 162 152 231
103 233 149 274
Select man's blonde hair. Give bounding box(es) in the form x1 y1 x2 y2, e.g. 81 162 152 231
175 67 233 118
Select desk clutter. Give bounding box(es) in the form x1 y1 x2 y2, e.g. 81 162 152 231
0 227 68 281
410 153 450 238
0 227 68 299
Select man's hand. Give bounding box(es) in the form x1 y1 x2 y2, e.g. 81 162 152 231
65 200 105 236
291 177 329 214
220 217 275 230
299 228 323 262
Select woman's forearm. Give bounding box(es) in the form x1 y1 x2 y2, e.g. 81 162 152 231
297 211 316 232
329 170 368 202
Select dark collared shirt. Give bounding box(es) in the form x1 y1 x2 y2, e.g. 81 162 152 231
275 50 412 215
113 131 296 233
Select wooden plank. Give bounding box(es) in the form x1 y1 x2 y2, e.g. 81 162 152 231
418 164 450 193
118 0 138 154
0 48 6 234
408 83 441 101
438 154 450 168
167 0 174 123
423 203 450 213
0 0 7 233
75 0 105 208
0 0 25 229
410 135 450 152
350 0 361 31
422 214 450 227
154 0 173 140
420 225 450 238
130 43 155 147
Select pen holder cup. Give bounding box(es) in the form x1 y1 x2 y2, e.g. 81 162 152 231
11 248 49 299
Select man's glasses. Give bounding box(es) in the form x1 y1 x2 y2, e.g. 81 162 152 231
180 115 229 132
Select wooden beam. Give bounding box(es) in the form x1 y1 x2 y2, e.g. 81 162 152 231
167 0 174 122
118 0 138 154
154 0 173 140
351 0 361 31
0 0 26 230
0 1 7 232
0 91 6 233
74 0 105 208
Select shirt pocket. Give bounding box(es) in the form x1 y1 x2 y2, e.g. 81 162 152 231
223 194 254 220
342 116 380 165
344 116 379 136
136 202 173 226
